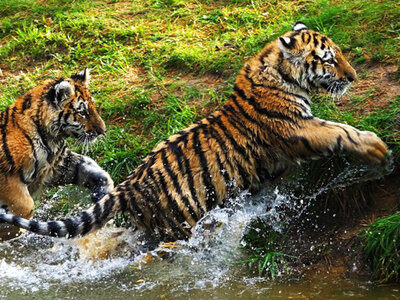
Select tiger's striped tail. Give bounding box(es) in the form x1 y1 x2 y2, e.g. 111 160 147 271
0 193 121 238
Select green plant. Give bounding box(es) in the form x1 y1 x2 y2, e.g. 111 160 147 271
362 212 400 282
238 220 293 278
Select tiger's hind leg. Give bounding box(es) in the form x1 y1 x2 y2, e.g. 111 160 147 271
0 175 34 241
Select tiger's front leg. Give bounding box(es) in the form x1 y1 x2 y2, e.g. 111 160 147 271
292 118 389 164
49 150 114 202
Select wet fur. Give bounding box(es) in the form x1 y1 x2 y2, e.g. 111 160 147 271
0 24 388 242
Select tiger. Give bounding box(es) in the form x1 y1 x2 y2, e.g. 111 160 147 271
0 22 389 243
0 69 114 241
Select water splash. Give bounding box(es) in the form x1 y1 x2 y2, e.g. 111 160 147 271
0 159 391 297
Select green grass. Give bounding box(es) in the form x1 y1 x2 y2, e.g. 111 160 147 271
239 220 293 278
362 212 400 282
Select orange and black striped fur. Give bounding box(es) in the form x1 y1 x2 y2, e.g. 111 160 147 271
0 69 113 240
0 23 388 242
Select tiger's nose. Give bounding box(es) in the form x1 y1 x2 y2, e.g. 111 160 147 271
95 127 106 136
345 69 356 83
347 73 355 82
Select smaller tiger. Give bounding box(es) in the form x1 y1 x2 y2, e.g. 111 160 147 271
0 69 114 240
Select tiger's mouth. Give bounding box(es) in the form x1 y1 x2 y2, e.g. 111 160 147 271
319 78 351 98
326 79 351 98
74 131 100 145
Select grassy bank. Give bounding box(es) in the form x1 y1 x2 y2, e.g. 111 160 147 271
362 212 400 282
0 0 399 279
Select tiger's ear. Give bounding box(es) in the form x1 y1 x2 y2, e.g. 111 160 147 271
278 36 296 58
54 81 73 104
292 22 308 31
72 68 90 87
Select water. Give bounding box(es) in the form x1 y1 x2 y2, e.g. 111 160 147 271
0 160 397 299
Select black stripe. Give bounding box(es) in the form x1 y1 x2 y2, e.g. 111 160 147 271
234 85 299 125
128 156 161 231
156 169 188 224
72 157 83 184
215 151 230 187
57 111 64 125
93 202 102 223
48 221 61 237
342 128 358 145
304 61 310 75
18 169 28 184
290 136 318 154
118 190 128 212
134 183 165 235
11 215 22 227
206 118 235 182
277 64 299 87
147 168 187 238
62 218 77 237
80 211 93 236
223 105 272 152
212 116 252 189
29 220 40 233
11 107 17 126
135 162 148 180
1 108 15 173
210 115 249 162
102 194 115 220
34 120 54 163
224 110 274 185
20 128 38 181
127 182 149 229
301 32 306 43
175 139 206 216
230 95 290 147
45 85 57 107
313 33 319 47
259 46 273 65
154 170 191 238
243 67 311 107
245 71 310 111
334 135 342 152
164 145 201 220
311 60 317 73
230 94 259 124
192 129 218 212
63 111 71 123
21 93 32 113
305 33 311 44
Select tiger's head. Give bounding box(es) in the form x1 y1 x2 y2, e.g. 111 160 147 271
276 22 356 97
48 69 106 143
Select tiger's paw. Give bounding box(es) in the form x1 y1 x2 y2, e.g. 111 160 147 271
90 172 114 202
357 131 389 165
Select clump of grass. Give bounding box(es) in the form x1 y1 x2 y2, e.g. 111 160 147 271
362 212 400 282
299 0 400 63
238 220 293 278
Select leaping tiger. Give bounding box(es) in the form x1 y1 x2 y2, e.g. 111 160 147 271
0 23 388 242
0 69 113 240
